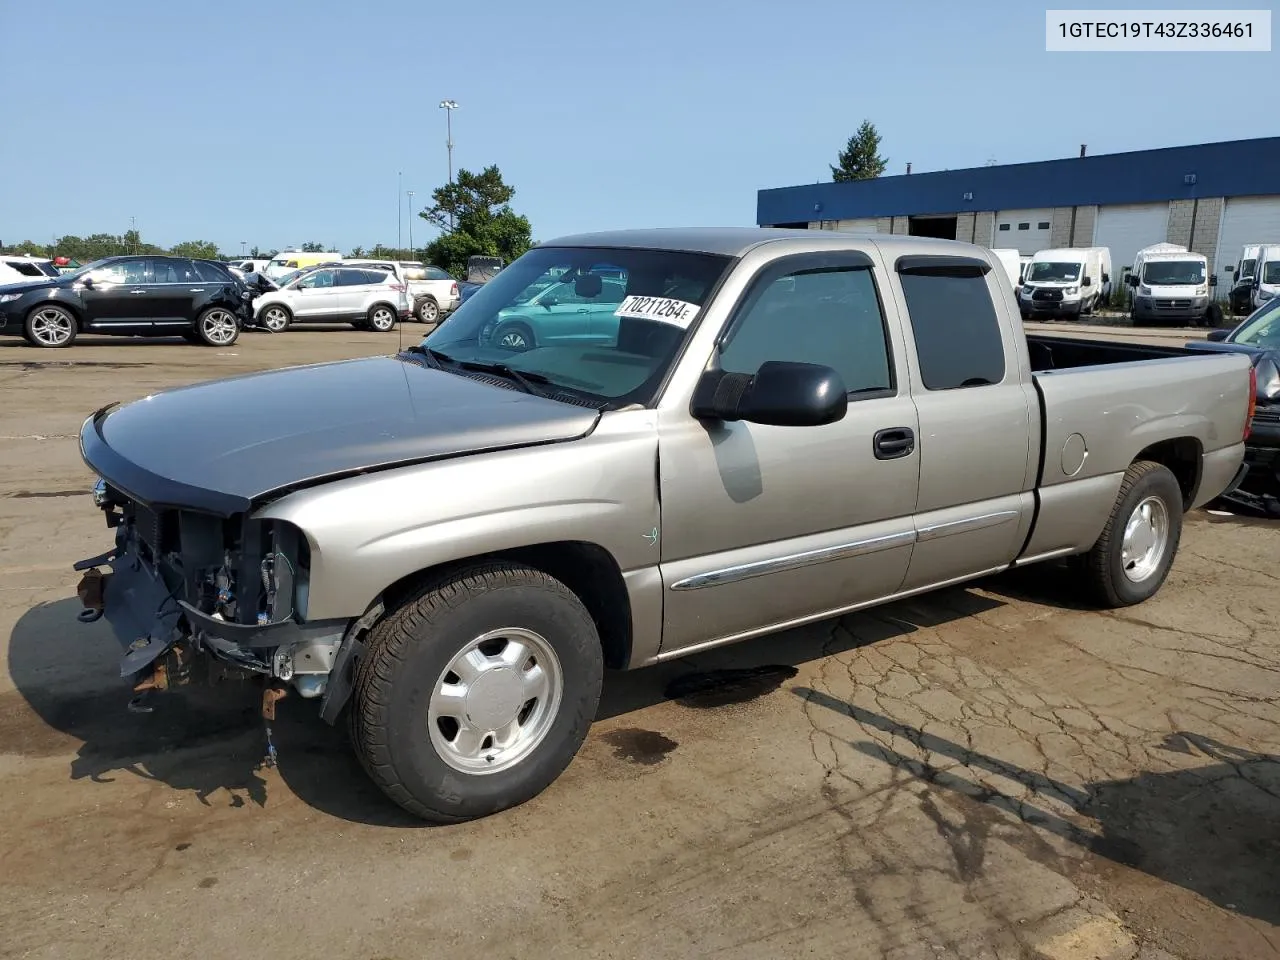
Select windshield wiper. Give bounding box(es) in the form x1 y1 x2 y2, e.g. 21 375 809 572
402 344 454 370
455 358 555 397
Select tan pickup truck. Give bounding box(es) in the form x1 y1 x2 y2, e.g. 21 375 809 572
75 228 1254 822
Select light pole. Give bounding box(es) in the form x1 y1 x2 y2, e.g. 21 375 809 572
241 240 247 256
129 216 136 254
397 171 403 251
439 99 458 230
406 190 415 253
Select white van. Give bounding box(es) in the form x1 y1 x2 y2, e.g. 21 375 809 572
991 248 1021 291
1128 243 1214 326
1254 245 1280 310
1228 243 1264 313
1018 246 1111 320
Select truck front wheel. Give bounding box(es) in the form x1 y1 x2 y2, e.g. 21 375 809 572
349 562 604 822
1081 460 1183 607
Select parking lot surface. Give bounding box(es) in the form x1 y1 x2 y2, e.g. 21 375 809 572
1 328 1277 960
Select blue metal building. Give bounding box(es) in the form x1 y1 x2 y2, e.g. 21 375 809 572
756 137 1280 276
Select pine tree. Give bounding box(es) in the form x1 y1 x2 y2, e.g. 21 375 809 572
831 120 888 182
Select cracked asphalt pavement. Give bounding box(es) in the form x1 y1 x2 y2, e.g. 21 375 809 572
1 329 1277 960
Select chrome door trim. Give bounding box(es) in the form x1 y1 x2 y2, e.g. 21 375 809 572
916 510 1019 542
669 529 917 592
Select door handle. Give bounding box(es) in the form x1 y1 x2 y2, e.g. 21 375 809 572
129 289 148 295
873 427 915 460
576 308 589 314
189 288 205 292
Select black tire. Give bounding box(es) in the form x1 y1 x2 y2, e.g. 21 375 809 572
24 304 78 348
194 307 240 347
1081 460 1183 607
260 304 292 333
367 303 397 332
349 562 604 823
1203 302 1225 329
493 320 535 352
417 296 440 324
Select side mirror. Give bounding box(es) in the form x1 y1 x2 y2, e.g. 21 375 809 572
1082 276 1092 288
1206 328 1230 342
574 273 602 298
540 296 558 309
692 361 848 427
1102 272 1110 283
1127 275 1139 287
1209 274 1218 287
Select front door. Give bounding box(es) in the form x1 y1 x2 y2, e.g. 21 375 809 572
657 251 921 654
291 269 341 320
80 258 149 324
890 254 1038 591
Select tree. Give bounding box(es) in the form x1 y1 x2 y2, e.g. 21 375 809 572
169 240 222 260
420 165 532 278
300 241 327 252
831 120 888 182
346 245 367 258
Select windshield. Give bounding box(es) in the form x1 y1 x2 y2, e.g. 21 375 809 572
1263 261 1280 285
420 245 733 408
1027 261 1080 283
1230 297 1280 348
1142 260 1205 285
1239 257 1257 280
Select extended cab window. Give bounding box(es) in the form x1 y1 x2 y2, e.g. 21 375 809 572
719 260 892 395
897 257 1006 390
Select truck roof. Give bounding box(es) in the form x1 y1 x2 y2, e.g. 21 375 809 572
541 227 965 258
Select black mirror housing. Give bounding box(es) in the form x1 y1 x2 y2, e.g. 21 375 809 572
692 361 848 427
1128 275 1139 287
1206 328 1230 342
575 273 603 298
1082 276 1092 287
1209 274 1218 287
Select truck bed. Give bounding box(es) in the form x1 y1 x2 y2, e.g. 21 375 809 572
1026 333 1195 372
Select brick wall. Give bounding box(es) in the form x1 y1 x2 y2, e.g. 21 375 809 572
1049 208 1074 248
876 217 894 233
1166 200 1195 247
891 217 909 235
974 212 995 247
1070 205 1098 246
1188 197 1224 272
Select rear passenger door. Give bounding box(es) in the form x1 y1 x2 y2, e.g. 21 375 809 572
145 258 201 323
890 253 1039 591
336 268 381 317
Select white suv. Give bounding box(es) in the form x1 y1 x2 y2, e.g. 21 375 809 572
346 259 460 323
0 255 61 286
252 265 410 333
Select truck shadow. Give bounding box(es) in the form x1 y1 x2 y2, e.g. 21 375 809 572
7 571 1084 828
794 686 1280 929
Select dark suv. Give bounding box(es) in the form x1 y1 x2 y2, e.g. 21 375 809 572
0 255 252 348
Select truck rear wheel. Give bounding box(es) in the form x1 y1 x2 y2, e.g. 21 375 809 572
349 562 604 822
1081 460 1183 607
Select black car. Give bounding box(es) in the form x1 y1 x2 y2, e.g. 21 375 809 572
0 255 252 348
1185 296 1280 508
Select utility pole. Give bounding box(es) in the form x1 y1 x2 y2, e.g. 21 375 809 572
439 100 458 231
406 191 415 253
397 171 403 251
129 216 137 254
241 240 247 256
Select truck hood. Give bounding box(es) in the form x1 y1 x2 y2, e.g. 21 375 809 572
81 354 601 516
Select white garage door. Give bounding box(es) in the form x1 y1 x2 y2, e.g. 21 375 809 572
1093 203 1170 276
1215 196 1280 277
993 209 1053 255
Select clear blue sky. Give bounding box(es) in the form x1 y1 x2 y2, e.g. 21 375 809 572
1 0 1273 255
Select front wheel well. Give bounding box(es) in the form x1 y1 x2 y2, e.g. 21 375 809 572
1133 437 1202 509
379 541 633 670
28 299 83 323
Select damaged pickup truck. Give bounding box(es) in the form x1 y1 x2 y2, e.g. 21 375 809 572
74 228 1255 823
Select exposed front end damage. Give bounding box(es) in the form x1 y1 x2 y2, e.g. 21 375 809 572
74 474 364 758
